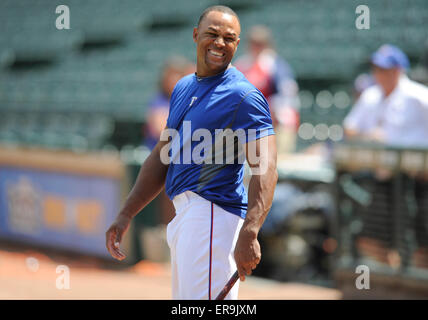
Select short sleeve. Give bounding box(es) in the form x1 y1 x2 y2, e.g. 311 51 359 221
232 89 275 143
165 87 177 129
166 77 187 130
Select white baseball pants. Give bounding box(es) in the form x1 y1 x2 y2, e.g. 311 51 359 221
167 191 244 300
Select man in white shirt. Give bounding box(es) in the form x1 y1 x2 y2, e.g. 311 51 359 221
344 44 428 148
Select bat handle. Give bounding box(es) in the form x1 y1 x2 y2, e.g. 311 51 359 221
215 270 240 300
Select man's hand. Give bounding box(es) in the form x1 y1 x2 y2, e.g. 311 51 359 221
105 214 132 261
234 227 261 281
104 137 170 261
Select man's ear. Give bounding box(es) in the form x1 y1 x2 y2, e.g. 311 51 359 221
193 27 198 43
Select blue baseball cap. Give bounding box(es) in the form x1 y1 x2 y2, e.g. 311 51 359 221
371 44 410 70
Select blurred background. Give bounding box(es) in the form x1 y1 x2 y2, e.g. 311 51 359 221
1 0 428 299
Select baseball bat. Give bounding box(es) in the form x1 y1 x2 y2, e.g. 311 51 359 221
215 270 240 300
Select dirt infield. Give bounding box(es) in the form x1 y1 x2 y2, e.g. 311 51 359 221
0 247 342 300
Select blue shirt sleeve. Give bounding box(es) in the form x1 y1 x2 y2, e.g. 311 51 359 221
166 89 176 129
232 89 275 143
166 75 192 129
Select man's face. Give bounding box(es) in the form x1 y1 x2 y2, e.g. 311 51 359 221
372 65 401 94
193 11 240 77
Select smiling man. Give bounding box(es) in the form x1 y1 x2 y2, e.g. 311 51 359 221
194 7 241 77
106 5 278 300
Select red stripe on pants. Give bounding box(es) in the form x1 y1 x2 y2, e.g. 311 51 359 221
209 202 214 300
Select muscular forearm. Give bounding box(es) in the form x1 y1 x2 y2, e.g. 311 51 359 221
241 135 278 237
233 139 277 281
119 141 169 220
242 163 278 237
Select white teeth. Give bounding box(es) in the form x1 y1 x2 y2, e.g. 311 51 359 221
209 50 224 57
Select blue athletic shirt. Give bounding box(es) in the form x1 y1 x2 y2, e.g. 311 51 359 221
165 66 275 218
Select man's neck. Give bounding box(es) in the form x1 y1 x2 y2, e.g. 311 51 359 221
196 64 232 78
383 86 395 98
382 78 401 98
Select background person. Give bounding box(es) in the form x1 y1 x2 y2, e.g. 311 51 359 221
144 56 195 150
344 44 428 147
235 25 300 153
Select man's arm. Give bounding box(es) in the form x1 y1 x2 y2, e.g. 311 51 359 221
343 96 372 141
234 134 278 281
344 127 361 139
344 127 386 142
106 138 170 260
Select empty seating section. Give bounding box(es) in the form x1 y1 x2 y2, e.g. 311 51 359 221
0 0 426 150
